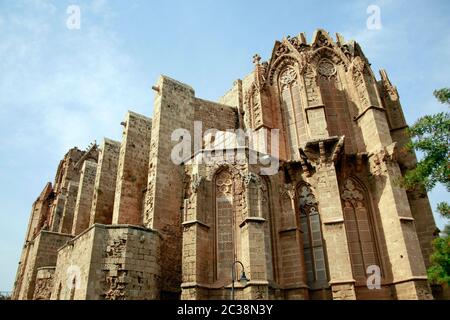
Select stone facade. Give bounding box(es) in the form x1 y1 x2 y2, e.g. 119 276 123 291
12 29 438 300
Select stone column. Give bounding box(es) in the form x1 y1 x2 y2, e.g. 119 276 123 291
351 56 432 299
59 181 79 234
180 174 211 300
378 69 437 269
112 111 152 225
302 137 356 300
240 217 269 299
314 161 356 300
144 76 195 296
90 138 120 225
278 183 309 299
368 147 433 299
300 58 327 140
72 160 97 235
50 193 66 232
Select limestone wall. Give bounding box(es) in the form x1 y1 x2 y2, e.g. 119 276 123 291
59 181 79 234
33 267 55 300
17 230 72 300
90 138 120 225
13 29 439 301
51 224 160 300
112 112 152 225
72 160 97 235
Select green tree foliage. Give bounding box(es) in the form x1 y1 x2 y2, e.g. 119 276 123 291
433 88 450 105
402 112 450 192
402 88 450 286
402 88 450 217
427 236 450 286
437 202 450 219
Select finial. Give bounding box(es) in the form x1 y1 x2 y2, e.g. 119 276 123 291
252 54 261 65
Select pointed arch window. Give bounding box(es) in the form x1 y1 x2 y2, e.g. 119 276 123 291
341 178 381 285
278 66 308 158
298 184 328 288
317 57 356 153
247 175 274 281
214 169 235 281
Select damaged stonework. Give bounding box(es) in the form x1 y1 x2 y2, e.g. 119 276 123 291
13 29 439 300
50 224 160 300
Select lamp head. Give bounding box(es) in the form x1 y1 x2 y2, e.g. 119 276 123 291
239 272 249 287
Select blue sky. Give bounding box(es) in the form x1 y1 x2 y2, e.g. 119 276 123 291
0 0 449 291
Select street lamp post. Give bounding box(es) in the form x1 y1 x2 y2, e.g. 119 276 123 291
231 260 249 300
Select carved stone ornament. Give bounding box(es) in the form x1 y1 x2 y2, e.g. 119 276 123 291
351 56 369 109
287 35 302 49
304 65 320 105
104 273 126 300
33 277 53 300
315 33 332 48
281 183 296 200
298 50 313 74
105 237 126 258
251 90 262 126
341 179 364 207
352 56 366 76
317 59 336 77
370 142 398 175
191 174 203 193
242 172 260 186
216 171 233 196
252 54 261 65
275 43 289 58
279 68 297 87
299 185 317 206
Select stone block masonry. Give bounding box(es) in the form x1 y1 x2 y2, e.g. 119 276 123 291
72 160 97 235
16 231 73 300
13 29 440 300
59 182 79 234
50 224 160 300
112 112 152 225
90 138 121 225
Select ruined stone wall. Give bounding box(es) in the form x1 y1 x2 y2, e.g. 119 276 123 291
90 138 120 225
59 182 79 234
72 160 97 235
13 29 439 301
33 267 55 300
49 148 86 232
144 76 195 298
12 183 54 299
50 224 160 300
112 112 152 225
17 230 72 300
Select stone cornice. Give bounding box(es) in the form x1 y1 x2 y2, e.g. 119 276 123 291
354 105 386 122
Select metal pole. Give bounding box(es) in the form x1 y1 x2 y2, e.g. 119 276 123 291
231 262 235 300
231 260 245 300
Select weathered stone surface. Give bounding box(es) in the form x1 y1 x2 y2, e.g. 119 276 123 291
112 112 152 225
72 160 97 235
59 182 79 234
13 29 439 300
90 138 121 225
49 224 160 300
15 231 72 300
